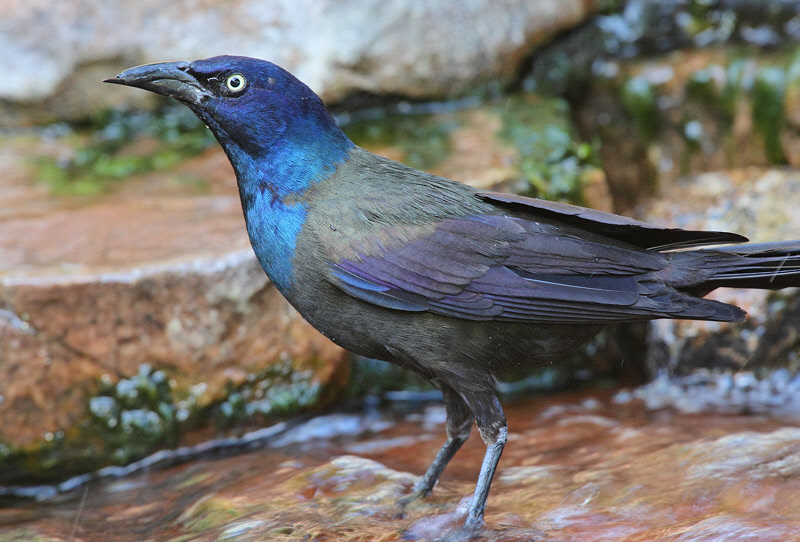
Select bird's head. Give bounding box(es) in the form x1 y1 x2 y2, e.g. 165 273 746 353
105 56 352 168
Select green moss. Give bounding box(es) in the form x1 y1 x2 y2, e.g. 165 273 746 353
1 368 177 483
621 76 660 142
720 58 747 120
180 496 246 533
598 46 800 172
497 95 602 204
211 358 326 427
685 67 721 105
0 357 339 484
595 0 625 14
342 112 458 171
33 105 215 196
682 0 728 39
0 364 188 485
752 66 787 163
787 47 800 89
671 48 800 166
84 364 180 464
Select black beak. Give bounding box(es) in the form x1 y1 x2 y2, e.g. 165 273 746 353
103 61 211 105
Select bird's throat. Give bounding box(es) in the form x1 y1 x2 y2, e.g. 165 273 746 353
228 139 353 295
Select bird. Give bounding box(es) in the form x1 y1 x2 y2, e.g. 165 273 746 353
105 56 800 534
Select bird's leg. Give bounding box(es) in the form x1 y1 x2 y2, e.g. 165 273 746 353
418 385 473 496
462 392 507 533
400 384 473 506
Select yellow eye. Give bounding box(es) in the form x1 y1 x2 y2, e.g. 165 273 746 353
226 73 246 92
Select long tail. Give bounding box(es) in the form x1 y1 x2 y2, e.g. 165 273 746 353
680 240 800 296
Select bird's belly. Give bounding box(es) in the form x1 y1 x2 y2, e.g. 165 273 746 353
287 277 603 379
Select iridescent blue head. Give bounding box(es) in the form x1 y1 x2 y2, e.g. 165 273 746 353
105 55 354 197
106 56 355 292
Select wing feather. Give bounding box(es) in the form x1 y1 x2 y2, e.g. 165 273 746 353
478 191 748 250
325 213 708 323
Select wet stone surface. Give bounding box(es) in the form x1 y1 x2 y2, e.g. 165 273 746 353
624 369 800 417
4 3 800 526
3 390 800 541
0 131 349 482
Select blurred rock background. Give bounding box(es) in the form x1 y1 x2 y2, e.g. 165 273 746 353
1 0 589 125
3 1 800 540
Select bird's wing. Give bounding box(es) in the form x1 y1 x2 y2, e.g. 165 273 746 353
478 191 748 250
327 213 721 323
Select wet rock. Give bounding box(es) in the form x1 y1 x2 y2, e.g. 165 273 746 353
622 369 800 416
0 0 599 125
4 392 800 541
640 168 800 378
0 135 348 483
568 42 800 210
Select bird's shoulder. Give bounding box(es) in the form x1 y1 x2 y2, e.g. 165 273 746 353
302 147 493 259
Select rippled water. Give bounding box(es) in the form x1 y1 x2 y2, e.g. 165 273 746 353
4 389 800 541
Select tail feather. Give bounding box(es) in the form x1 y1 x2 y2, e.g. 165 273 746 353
685 240 800 293
703 241 800 289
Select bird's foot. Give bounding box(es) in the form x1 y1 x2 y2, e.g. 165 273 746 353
440 522 483 542
398 487 429 509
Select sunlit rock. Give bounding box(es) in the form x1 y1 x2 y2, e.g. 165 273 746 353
0 0 598 125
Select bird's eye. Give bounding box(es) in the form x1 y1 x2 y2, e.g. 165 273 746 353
225 73 247 93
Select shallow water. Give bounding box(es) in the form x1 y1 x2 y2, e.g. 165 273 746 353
3 388 800 541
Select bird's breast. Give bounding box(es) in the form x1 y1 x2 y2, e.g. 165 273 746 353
242 189 308 295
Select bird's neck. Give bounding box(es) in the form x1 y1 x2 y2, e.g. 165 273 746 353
226 125 354 295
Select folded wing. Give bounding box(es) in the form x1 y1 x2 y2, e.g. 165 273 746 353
328 211 740 323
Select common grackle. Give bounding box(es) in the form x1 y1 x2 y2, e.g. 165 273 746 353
106 56 800 534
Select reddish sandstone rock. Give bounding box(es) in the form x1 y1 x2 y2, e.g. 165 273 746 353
0 139 348 478
4 392 800 540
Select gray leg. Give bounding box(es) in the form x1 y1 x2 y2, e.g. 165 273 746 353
401 384 473 505
462 392 507 532
415 385 474 496
401 378 508 536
